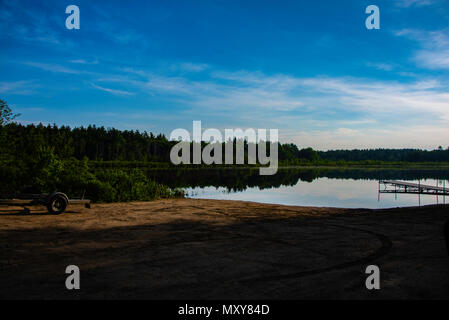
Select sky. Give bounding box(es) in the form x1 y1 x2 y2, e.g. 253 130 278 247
1 0 449 150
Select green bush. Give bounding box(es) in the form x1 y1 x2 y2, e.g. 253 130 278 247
95 168 176 202
0 151 182 203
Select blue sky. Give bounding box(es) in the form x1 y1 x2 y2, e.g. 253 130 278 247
1 0 449 150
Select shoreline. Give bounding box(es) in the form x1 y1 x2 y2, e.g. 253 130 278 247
186 197 449 210
1 199 449 299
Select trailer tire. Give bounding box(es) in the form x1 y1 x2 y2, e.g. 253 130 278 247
47 194 68 215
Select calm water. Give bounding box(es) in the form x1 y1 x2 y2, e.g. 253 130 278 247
186 178 449 209
145 167 449 209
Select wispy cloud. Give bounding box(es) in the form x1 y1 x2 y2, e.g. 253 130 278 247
0 80 39 95
395 28 449 70
100 69 306 111
299 77 449 119
90 83 134 96
282 124 449 150
395 0 437 7
178 63 209 72
366 62 394 71
94 20 150 49
98 66 449 128
0 0 66 46
416 50 449 70
118 67 148 77
69 59 99 65
23 62 83 74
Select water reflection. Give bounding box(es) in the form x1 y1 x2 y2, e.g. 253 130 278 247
187 178 448 209
144 167 449 208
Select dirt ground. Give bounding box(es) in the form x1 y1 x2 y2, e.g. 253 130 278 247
0 199 448 299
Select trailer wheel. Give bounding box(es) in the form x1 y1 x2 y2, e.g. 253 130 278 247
47 194 68 215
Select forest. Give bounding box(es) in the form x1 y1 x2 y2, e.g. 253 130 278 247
2 121 448 165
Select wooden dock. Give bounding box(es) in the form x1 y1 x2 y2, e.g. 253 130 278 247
379 180 449 205
380 180 449 196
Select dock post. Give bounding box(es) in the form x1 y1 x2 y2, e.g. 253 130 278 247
437 180 439 204
418 179 420 206
378 180 380 202
395 184 397 200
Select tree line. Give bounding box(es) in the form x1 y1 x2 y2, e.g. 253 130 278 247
0 122 323 163
1 122 448 164
318 148 449 163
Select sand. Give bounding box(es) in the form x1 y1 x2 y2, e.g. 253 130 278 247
0 199 448 299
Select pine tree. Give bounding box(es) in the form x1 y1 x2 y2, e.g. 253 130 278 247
0 99 20 126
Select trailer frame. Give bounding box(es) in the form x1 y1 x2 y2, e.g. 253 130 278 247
0 192 91 214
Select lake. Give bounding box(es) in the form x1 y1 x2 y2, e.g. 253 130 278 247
145 167 449 209
186 178 449 208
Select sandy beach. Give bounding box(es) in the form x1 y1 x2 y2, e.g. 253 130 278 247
0 199 448 299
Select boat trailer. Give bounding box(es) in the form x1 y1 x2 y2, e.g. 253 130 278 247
0 192 91 215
